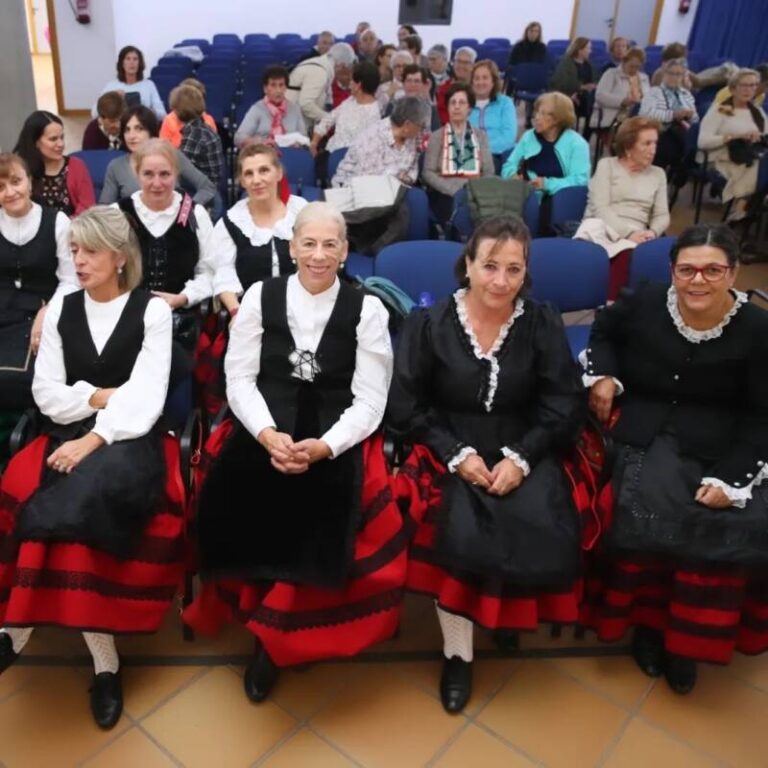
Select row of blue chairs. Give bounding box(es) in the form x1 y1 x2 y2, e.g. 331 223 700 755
354 236 675 358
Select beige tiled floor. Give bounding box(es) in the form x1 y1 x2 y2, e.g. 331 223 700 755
5 53 766 768
2 605 768 768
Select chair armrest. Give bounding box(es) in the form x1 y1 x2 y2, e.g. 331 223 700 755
10 409 41 457
211 402 230 432
748 288 768 305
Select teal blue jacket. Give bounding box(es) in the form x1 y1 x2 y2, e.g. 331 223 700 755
500 128 590 195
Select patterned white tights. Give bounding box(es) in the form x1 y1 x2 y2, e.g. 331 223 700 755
436 605 474 662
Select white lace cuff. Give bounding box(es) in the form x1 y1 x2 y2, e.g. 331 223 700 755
501 447 531 477
447 446 477 474
582 374 625 394
700 469 768 508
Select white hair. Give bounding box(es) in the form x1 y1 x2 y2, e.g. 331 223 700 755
454 46 478 63
328 42 357 67
391 50 414 67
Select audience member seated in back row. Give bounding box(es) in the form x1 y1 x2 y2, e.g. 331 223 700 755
357 28 380 63
296 30 335 64
549 37 598 124
602 37 629 75
427 44 451 87
508 21 547 66
436 46 477 124
699 68 768 223
715 63 768 109
385 65 440 131
469 60 517 170
160 79 218 149
403 34 429 70
287 43 357 131
574 116 669 300
310 62 381 156
639 59 698 186
82 91 125 151
14 111 95 217
235 67 305 150
501 92 590 231
93 45 166 120
100 106 215 207
592 48 650 130
376 50 413 111
171 85 225 188
332 97 429 188
422 82 495 226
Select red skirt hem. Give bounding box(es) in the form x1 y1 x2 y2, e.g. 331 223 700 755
0 434 186 634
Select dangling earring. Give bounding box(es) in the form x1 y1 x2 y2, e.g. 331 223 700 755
290 258 297 265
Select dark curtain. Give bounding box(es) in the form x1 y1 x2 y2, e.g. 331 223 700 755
688 0 768 66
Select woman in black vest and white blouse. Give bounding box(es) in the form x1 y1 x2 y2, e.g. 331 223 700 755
185 202 412 704
0 206 181 730
0 153 79 413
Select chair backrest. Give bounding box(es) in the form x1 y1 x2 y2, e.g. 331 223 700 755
528 238 609 312
511 62 550 92
279 147 316 186
549 186 588 234
289 182 323 202
629 236 675 287
374 241 464 303
69 149 126 197
451 186 540 239
405 187 429 240
327 147 348 184
451 38 479 54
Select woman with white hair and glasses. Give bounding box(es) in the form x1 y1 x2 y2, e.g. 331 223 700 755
184 202 412 704
0 206 181 730
699 68 768 222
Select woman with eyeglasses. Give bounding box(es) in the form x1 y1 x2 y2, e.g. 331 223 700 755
699 68 768 222
184 202 410 704
581 224 768 695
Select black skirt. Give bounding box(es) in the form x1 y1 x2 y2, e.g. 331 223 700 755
16 417 166 559
435 453 582 585
197 381 363 588
607 432 768 567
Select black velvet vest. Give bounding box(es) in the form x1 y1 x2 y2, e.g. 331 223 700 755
119 196 198 295
222 214 294 291
257 276 363 437
58 289 150 387
0 207 59 311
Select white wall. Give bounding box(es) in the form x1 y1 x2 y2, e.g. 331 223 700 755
53 0 698 111
655 0 698 45
53 0 116 111
110 0 576 68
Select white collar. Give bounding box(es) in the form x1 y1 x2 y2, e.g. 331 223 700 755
0 202 41 230
289 272 340 303
227 196 305 246
666 285 747 343
454 287 524 412
132 190 182 224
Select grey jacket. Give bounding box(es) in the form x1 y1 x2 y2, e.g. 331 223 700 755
99 151 216 206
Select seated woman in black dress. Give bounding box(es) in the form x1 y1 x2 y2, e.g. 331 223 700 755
581 224 768 694
0 153 79 414
185 202 409 703
0 206 180 730
388 216 586 713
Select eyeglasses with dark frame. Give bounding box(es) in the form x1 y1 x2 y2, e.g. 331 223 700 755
673 263 732 281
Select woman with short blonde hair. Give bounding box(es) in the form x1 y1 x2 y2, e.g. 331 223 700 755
0 203 179 730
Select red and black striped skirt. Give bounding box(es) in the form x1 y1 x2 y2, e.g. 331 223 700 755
183 428 418 667
397 444 599 631
0 434 186 634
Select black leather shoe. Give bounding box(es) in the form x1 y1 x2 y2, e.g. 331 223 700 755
440 656 472 714
631 626 664 678
665 654 697 695
244 647 279 703
492 629 520 654
89 672 123 730
0 633 19 675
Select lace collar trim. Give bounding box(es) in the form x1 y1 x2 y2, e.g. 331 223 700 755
453 287 524 412
666 285 747 343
